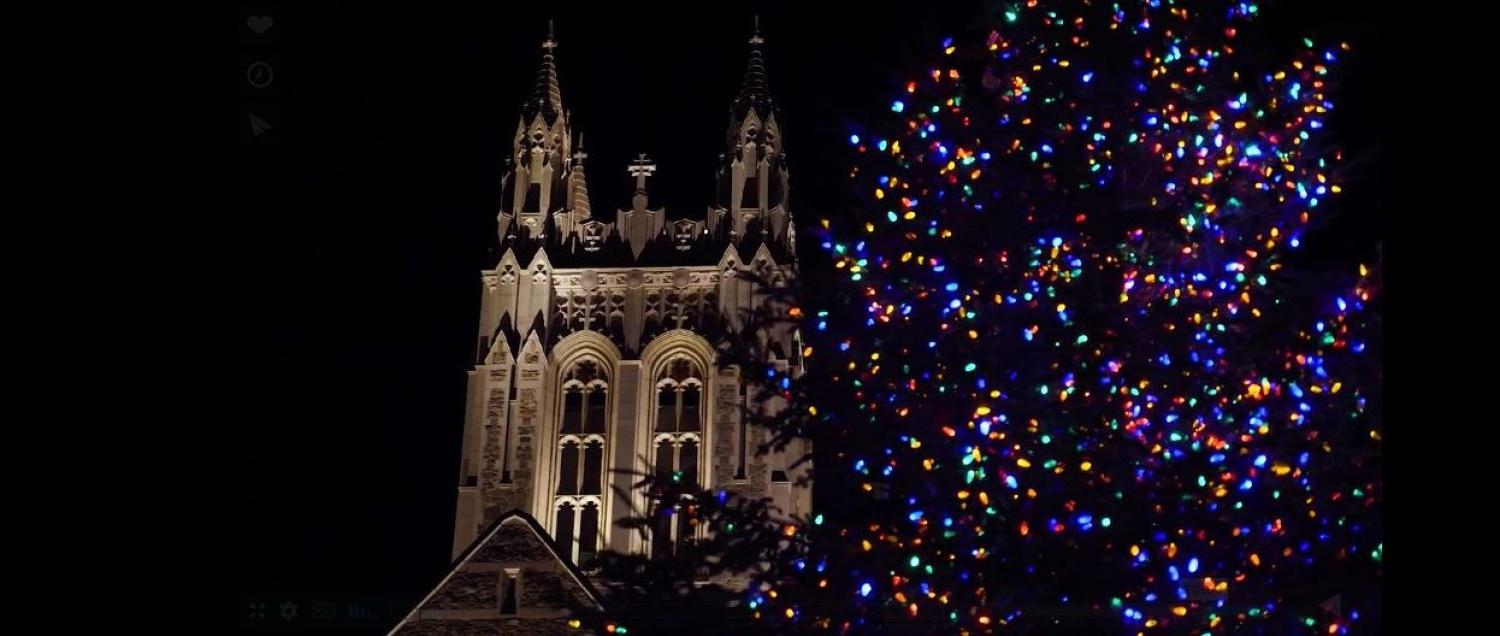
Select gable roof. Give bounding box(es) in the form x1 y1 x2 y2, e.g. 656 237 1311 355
387 509 605 635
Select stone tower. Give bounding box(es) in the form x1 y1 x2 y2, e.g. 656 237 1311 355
450 21 809 569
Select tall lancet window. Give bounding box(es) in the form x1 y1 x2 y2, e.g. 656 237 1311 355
651 357 704 559
555 359 608 568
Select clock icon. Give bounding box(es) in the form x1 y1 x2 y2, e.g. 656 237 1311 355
246 61 274 89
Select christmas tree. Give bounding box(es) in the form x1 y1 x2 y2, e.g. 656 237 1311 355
754 0 1380 632
602 1 1381 633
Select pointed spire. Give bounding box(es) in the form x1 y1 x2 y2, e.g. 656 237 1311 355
523 20 564 123
569 134 591 219
734 15 773 117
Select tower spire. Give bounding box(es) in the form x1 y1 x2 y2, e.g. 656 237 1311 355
524 21 564 123
734 16 772 117
714 16 791 253
569 134 591 219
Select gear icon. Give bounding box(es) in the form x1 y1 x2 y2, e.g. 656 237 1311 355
279 601 299 621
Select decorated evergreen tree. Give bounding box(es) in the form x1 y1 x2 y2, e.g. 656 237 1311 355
600 1 1381 633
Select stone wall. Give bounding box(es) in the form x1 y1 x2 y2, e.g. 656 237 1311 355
395 515 601 636
428 572 499 609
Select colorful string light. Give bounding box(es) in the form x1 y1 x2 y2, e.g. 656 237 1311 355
752 1 1380 633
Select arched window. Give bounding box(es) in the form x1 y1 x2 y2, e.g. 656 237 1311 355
586 387 607 434
555 359 608 568
651 357 704 559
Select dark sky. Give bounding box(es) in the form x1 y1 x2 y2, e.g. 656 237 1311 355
231 1 1379 631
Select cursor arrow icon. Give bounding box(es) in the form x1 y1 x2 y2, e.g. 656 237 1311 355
248 113 272 136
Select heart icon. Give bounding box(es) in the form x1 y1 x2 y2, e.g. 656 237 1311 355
246 15 274 35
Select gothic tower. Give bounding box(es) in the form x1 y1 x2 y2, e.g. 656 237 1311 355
448 22 810 571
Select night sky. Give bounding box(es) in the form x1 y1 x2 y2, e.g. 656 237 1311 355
231 1 1380 631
